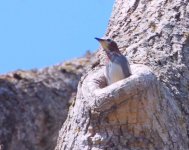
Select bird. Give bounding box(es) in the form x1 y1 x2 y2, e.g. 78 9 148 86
95 37 131 85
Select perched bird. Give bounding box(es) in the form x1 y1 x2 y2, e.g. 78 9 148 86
95 38 131 85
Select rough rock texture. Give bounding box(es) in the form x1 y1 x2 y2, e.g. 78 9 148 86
56 65 162 150
56 0 189 149
0 55 94 150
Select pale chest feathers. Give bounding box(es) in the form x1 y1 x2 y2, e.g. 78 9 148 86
105 62 126 85
104 53 131 85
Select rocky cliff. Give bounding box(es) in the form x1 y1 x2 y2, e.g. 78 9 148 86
1 0 189 150
56 0 189 149
0 54 95 150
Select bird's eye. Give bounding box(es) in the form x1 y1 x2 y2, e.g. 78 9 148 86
107 39 111 42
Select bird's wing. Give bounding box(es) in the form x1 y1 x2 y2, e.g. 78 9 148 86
105 64 110 85
114 55 131 77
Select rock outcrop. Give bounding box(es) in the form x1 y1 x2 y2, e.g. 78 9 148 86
0 55 95 150
1 0 189 149
56 0 189 149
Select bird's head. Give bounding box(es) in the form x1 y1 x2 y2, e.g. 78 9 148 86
95 38 120 53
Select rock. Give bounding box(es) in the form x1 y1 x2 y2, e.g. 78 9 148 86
56 0 189 149
0 54 95 150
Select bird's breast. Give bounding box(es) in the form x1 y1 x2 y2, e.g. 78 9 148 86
106 62 125 85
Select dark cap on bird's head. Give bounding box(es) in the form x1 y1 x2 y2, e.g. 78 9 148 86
95 37 120 53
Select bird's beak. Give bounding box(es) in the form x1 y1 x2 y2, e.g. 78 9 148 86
95 37 108 50
95 37 105 42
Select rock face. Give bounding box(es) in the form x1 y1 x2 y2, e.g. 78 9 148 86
56 64 162 149
1 0 189 149
56 0 189 149
0 55 94 150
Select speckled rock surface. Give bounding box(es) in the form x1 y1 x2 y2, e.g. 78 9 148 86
0 54 95 150
1 0 189 149
56 0 189 149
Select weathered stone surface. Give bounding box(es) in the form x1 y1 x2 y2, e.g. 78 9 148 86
56 0 189 149
0 55 94 150
1 0 189 149
55 64 162 149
